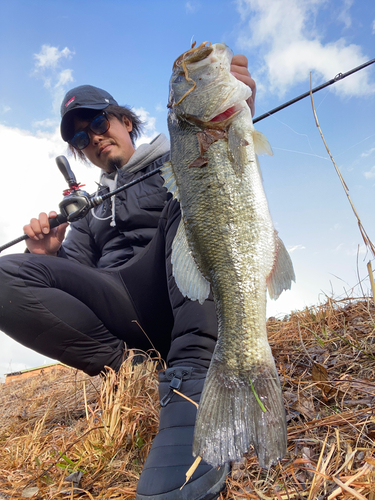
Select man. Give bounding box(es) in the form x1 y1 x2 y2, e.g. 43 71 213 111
0 55 256 499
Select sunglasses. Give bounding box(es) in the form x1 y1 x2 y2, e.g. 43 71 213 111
69 112 110 150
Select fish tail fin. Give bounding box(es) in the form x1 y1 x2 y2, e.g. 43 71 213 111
193 355 287 468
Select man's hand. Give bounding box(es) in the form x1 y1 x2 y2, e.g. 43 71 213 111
23 211 68 255
231 54 256 117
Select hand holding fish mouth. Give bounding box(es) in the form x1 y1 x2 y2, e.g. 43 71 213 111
230 54 256 117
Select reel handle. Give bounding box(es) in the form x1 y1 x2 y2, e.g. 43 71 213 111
55 155 77 188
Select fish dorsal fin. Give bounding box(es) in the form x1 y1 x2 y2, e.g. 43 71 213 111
172 218 210 304
267 233 296 300
161 161 180 200
253 129 273 156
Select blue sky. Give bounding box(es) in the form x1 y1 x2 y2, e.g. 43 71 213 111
0 0 374 378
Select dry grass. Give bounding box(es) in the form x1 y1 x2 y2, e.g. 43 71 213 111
0 298 374 499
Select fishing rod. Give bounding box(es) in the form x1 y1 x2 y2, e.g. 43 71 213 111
1 57 374 253
253 57 375 124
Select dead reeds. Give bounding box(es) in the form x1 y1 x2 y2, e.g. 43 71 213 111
0 298 374 499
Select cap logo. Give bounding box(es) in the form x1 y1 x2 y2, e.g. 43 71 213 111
65 96 76 108
105 99 109 103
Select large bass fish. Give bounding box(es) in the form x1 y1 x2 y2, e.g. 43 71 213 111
162 42 295 469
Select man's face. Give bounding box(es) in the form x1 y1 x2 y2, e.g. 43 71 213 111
73 113 136 173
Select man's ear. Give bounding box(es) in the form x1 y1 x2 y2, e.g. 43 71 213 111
123 116 133 132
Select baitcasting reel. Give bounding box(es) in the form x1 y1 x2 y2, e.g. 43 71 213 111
0 155 162 253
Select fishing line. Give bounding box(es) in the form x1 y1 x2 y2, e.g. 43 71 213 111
272 147 330 161
262 113 317 154
334 133 375 159
315 89 330 111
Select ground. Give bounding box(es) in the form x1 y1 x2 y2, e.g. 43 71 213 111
0 298 374 499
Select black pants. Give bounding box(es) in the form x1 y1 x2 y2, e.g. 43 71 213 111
0 200 217 376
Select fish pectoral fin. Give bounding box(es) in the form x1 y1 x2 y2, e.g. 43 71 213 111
172 218 210 304
197 129 227 156
267 233 296 300
161 161 180 201
227 122 251 177
253 130 273 156
189 130 228 168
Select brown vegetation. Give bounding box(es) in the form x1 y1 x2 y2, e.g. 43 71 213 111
0 298 374 499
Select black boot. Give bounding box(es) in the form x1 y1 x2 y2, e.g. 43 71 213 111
136 366 229 500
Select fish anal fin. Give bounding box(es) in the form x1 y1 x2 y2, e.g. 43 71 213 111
172 218 210 304
267 233 296 300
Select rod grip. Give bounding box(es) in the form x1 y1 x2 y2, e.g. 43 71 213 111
0 214 68 253
48 213 68 228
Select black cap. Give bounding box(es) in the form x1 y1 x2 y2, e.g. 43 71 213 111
60 85 118 141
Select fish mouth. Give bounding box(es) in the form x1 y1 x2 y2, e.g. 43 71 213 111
173 42 215 71
181 105 242 129
210 105 240 123
204 104 243 128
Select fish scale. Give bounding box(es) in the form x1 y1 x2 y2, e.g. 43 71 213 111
163 42 295 468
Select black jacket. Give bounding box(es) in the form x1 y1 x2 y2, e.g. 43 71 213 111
60 152 171 268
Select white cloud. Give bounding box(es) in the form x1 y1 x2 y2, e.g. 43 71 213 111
34 45 73 70
364 166 375 179
361 147 375 158
288 244 306 252
55 68 74 89
333 243 345 252
133 107 160 145
236 0 375 97
186 1 200 13
336 0 354 29
346 243 367 256
43 77 52 90
1 104 11 114
0 335 55 380
33 45 75 119
0 123 75 380
372 19 375 34
33 118 59 129
332 242 367 256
